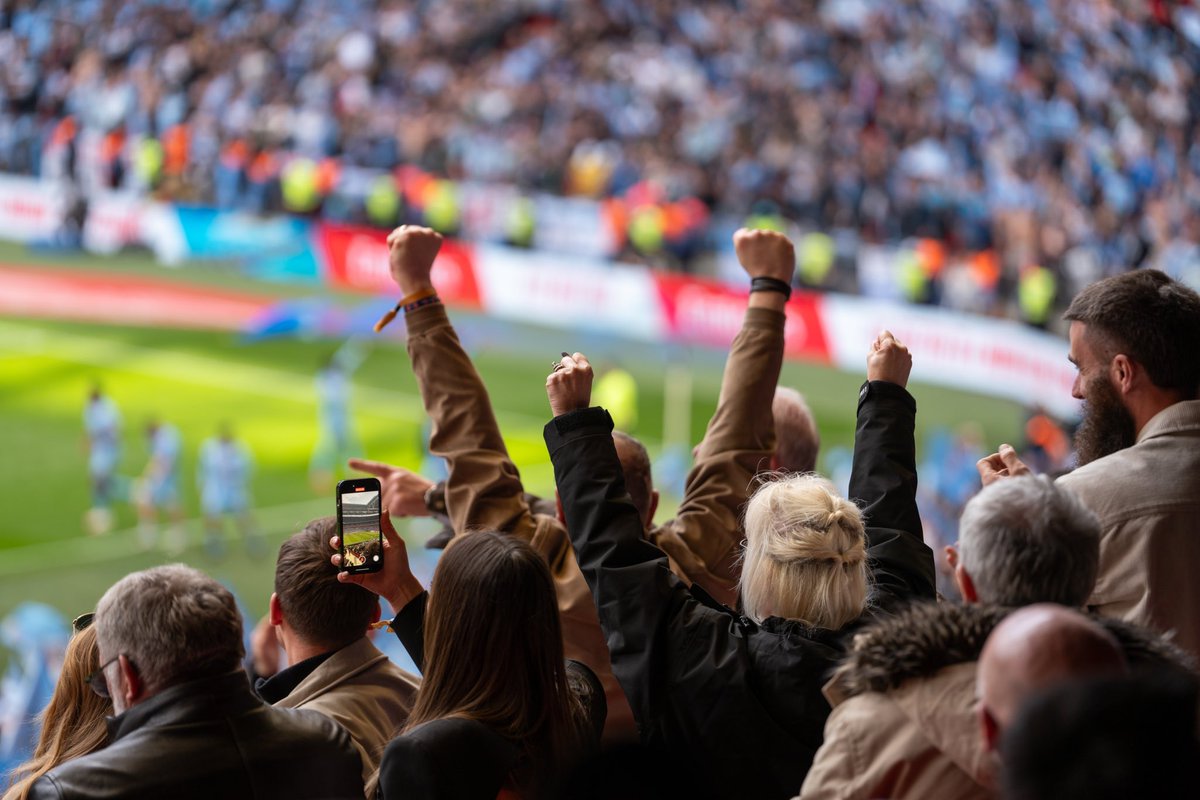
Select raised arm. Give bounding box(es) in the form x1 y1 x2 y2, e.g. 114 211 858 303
386 226 555 553
849 332 935 611
654 229 793 607
329 512 428 668
545 354 737 734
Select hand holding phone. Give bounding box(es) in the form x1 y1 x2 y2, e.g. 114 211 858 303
337 477 384 574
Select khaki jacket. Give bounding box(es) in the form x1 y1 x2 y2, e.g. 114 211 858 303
405 303 784 740
799 601 1192 800
1058 400 1200 661
803 661 992 800
273 637 420 797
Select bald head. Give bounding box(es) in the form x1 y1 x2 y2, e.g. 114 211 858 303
977 605 1128 752
772 387 819 473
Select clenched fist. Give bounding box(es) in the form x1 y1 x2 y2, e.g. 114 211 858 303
387 225 442 297
546 352 594 418
866 330 912 389
733 228 796 284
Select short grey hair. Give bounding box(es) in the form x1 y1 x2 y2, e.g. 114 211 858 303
773 387 820 473
958 476 1100 607
95 564 244 691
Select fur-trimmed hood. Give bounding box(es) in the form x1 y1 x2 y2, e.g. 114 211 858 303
829 602 1006 699
829 601 1194 700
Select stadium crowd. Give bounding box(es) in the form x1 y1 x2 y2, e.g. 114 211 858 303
5 225 1199 800
1 1 1199 305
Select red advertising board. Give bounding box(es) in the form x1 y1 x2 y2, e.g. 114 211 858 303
316 223 482 309
653 272 832 363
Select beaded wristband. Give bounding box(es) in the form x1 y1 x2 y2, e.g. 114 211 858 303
403 295 441 313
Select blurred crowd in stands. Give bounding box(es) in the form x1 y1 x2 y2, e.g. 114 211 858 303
1 0 1199 320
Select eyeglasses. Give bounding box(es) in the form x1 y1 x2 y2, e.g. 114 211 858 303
72 612 95 632
86 655 121 698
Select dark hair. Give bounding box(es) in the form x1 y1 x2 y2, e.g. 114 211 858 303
1064 269 1200 397
612 431 653 525
406 532 579 798
274 517 378 650
1000 672 1200 800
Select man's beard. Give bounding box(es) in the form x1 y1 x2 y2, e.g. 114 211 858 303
1074 374 1137 466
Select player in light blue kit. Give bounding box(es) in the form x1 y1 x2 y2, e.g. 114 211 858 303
309 339 367 492
198 423 259 558
135 418 186 553
83 383 122 535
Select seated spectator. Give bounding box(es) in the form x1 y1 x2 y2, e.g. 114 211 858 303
356 225 805 738
999 672 1200 800
976 604 1128 754
331 516 596 799
257 518 420 797
3 617 110 800
542 333 935 798
801 475 1191 800
28 565 363 800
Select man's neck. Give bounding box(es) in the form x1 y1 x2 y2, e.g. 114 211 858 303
282 637 334 666
1129 389 1186 439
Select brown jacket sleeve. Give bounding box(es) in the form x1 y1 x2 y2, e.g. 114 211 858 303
403 302 572 571
651 306 785 607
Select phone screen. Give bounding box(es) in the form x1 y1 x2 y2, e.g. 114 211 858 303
338 479 383 573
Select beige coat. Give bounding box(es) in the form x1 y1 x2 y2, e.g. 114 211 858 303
799 602 1190 800
799 604 1001 800
802 661 993 800
273 637 420 798
1058 400 1200 662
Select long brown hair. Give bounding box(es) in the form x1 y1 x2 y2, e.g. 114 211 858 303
3 626 112 800
404 531 579 797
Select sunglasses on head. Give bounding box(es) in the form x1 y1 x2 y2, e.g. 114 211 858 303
72 612 95 633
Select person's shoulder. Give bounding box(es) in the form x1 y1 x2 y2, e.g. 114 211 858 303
263 702 357 749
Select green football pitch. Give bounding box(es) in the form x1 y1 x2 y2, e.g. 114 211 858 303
0 247 1024 648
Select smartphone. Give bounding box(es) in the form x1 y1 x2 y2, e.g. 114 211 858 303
337 477 383 573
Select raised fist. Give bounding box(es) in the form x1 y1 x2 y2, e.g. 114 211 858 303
546 352 594 418
733 228 796 284
866 330 913 389
387 225 442 296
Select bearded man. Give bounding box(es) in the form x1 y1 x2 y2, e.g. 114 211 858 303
979 269 1200 661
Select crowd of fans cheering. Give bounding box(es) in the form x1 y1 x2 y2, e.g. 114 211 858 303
1 0 1199 305
2 2 1200 798
4 225 1199 800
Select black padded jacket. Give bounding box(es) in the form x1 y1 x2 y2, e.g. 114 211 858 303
543 380 935 800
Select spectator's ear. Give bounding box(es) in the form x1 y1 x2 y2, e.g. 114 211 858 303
118 654 144 707
979 704 1000 753
955 563 979 603
370 601 382 625
645 490 660 529
268 592 284 627
555 491 565 526
1110 354 1137 396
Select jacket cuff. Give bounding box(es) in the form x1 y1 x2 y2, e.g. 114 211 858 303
743 306 786 332
856 380 916 414
402 300 451 337
544 407 613 453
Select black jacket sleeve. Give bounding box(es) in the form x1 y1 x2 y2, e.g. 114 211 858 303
390 592 428 672
848 380 936 612
544 407 734 734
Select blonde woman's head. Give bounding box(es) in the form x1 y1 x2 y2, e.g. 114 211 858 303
740 474 867 630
